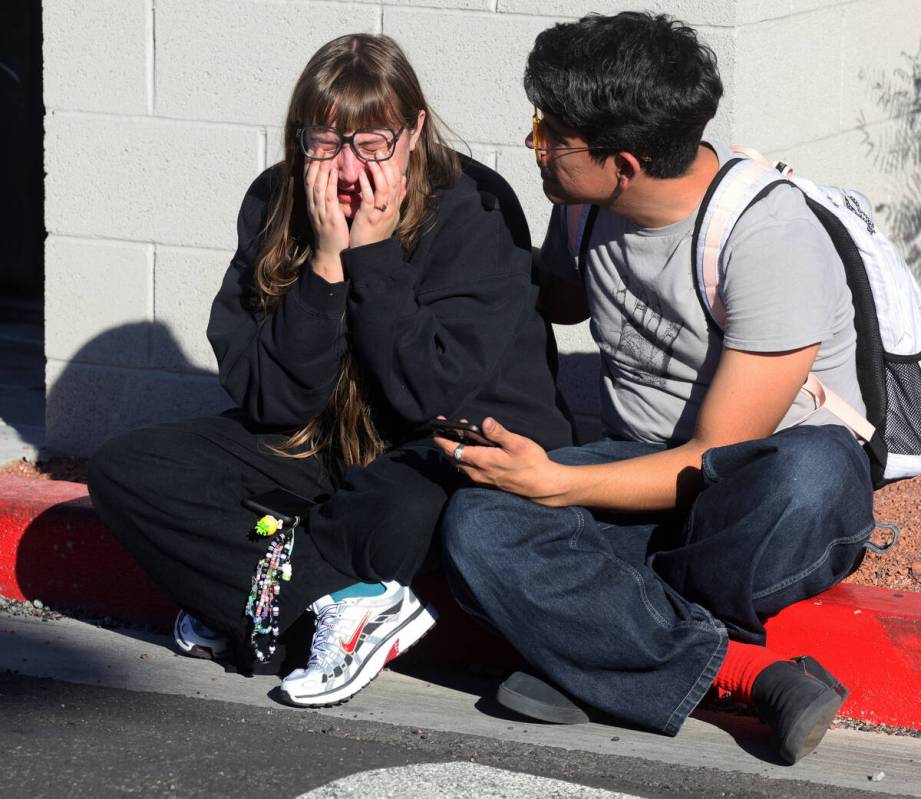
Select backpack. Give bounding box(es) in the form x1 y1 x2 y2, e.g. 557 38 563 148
568 148 921 487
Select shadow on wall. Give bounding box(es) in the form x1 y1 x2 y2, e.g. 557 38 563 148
45 321 232 458
44 322 603 456
858 38 921 277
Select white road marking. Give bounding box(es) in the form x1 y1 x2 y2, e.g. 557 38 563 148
296 762 646 798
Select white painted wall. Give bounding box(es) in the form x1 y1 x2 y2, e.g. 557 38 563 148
43 0 921 455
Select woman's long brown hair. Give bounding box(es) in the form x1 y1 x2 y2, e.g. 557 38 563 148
257 34 460 467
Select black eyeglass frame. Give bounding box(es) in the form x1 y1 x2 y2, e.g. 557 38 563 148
296 125 405 163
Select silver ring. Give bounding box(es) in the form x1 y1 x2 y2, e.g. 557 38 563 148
453 443 466 462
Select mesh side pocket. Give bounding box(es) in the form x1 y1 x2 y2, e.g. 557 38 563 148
884 356 921 455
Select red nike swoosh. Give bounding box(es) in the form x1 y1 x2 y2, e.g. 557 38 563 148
340 612 371 654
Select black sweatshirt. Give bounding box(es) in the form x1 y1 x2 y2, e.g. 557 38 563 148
207 155 572 452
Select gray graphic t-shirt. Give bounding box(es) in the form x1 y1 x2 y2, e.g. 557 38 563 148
541 142 865 445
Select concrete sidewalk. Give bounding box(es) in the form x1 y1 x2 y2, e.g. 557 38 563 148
2 612 920 797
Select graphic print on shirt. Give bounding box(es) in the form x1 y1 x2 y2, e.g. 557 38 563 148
614 285 682 388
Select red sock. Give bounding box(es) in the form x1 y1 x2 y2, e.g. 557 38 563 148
713 641 785 703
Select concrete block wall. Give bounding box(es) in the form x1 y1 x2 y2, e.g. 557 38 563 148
43 0 921 455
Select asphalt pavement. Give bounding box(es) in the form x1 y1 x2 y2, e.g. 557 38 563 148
1 611 919 798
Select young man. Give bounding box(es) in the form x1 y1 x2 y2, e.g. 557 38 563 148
435 12 874 764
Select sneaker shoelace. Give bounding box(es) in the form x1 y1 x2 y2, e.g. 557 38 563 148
307 603 350 670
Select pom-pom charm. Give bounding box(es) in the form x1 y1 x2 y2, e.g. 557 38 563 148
280 563 293 581
254 515 282 537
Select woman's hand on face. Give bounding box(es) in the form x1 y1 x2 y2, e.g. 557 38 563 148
349 159 407 249
305 159 349 281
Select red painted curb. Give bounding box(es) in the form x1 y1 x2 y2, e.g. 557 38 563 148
0 474 178 625
765 584 921 728
1 473 919 728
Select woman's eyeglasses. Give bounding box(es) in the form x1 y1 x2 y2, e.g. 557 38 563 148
528 106 651 166
297 125 404 162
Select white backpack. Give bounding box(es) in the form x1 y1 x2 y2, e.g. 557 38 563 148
694 148 921 486
568 148 921 486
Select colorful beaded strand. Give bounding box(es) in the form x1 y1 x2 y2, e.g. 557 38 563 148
244 514 297 662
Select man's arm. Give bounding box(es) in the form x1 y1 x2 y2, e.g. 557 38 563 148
438 342 820 511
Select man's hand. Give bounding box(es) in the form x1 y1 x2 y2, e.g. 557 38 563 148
305 159 349 282
349 160 406 249
434 417 571 506
435 343 822 514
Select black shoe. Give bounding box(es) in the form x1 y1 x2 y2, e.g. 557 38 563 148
794 655 850 701
496 670 590 724
752 658 846 765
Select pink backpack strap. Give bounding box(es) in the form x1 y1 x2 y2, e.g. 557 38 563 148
694 158 782 326
731 145 796 179
800 374 876 443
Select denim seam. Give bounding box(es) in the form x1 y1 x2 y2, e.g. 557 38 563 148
663 619 728 736
700 450 717 484
617 558 670 629
751 521 875 600
605 550 683 631
567 507 586 549
575 534 721 634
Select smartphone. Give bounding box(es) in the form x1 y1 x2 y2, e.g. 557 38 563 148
241 488 316 528
428 418 487 444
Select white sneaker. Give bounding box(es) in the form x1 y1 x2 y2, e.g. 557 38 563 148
173 610 231 660
279 582 437 707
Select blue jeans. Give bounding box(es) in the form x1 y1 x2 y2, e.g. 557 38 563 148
441 425 875 735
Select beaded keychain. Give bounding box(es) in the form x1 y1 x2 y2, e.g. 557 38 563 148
244 513 300 662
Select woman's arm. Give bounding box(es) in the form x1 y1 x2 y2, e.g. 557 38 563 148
536 264 591 325
206 170 347 427
341 186 537 426
534 205 590 325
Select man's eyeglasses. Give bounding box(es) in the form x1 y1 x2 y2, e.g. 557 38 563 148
297 125 404 162
528 106 651 166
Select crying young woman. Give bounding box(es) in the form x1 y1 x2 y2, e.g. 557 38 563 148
88 33 570 707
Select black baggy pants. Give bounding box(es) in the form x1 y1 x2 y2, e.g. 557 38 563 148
87 410 463 673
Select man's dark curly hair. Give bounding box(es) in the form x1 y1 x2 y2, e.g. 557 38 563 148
524 12 723 179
